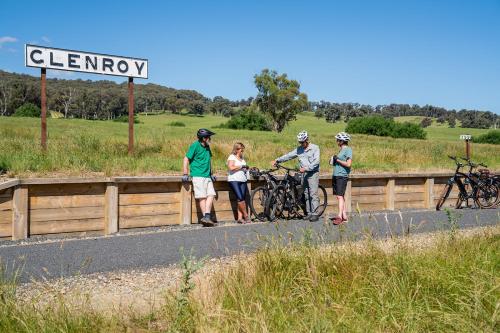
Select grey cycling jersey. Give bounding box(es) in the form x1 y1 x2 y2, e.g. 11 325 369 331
276 143 320 172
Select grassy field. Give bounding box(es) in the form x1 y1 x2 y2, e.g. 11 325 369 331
1 227 498 332
0 113 498 177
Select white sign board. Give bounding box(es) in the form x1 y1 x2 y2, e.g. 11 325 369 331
460 135 472 140
25 44 148 79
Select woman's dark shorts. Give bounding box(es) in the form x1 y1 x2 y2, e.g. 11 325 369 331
332 176 348 196
228 181 248 202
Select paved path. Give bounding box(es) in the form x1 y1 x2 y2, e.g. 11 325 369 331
1 209 498 282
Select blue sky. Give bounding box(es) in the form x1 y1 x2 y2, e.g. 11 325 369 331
1 0 499 113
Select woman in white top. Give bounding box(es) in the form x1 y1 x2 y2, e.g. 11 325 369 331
227 142 250 223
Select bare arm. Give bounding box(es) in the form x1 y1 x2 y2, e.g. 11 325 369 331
337 159 352 168
227 160 243 171
183 157 190 175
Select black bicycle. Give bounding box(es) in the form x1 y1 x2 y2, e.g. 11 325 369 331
248 167 279 221
265 164 327 221
457 157 499 209
436 156 498 210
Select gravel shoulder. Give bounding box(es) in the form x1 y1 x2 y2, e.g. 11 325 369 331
15 224 499 313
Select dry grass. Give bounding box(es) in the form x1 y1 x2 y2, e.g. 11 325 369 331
0 113 498 178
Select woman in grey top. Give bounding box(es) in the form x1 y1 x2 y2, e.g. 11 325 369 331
330 132 352 225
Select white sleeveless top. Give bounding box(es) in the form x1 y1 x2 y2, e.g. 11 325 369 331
227 154 247 182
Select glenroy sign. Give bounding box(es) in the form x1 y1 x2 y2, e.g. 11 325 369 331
25 44 148 79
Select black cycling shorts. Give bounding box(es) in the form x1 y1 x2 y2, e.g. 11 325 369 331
332 176 348 196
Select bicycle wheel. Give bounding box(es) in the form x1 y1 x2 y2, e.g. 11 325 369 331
250 186 270 221
314 185 328 217
436 182 453 211
266 185 286 222
474 183 499 208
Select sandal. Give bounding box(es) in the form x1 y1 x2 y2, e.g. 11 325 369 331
331 216 343 225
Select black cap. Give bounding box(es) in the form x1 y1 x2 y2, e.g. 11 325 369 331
197 128 216 139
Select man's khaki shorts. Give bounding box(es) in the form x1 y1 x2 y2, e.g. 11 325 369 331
192 177 216 199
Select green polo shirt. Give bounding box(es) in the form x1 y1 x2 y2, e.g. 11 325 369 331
186 141 212 178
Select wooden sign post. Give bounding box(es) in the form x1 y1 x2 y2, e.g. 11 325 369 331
25 44 148 152
460 134 472 159
40 68 47 150
128 77 134 155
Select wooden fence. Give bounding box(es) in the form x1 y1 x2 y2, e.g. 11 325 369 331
0 173 460 240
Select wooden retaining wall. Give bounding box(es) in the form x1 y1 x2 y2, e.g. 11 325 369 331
0 173 463 240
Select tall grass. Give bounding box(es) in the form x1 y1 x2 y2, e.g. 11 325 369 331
1 228 498 332
0 113 498 177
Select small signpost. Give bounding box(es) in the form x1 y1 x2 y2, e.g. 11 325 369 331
460 134 472 159
25 44 148 155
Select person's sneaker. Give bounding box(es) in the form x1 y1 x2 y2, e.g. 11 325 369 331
200 216 215 227
309 214 319 222
303 214 312 220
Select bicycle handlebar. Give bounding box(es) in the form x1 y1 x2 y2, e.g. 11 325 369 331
275 163 299 172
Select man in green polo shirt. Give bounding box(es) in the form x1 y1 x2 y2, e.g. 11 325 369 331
183 128 217 227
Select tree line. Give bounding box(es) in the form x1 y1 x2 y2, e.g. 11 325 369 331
311 101 498 129
0 69 497 130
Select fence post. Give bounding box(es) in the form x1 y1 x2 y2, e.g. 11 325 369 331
345 180 352 213
104 183 118 234
180 182 192 225
385 178 395 211
12 186 28 240
424 178 434 209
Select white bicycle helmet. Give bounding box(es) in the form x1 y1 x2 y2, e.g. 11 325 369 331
297 130 309 142
335 132 351 142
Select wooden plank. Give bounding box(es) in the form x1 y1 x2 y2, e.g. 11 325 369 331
12 186 28 240
345 180 352 213
0 223 11 238
0 188 13 197
119 182 180 194
351 186 386 195
30 194 104 210
120 203 180 217
179 183 192 225
30 219 103 235
386 179 395 211
424 178 434 209
395 185 424 193
0 180 19 191
352 178 387 187
20 178 110 185
395 192 425 202
120 214 178 228
104 183 118 235
30 206 104 222
395 178 426 186
352 202 386 212
394 201 424 209
0 211 12 224
0 197 12 211
119 192 180 206
352 194 386 204
29 183 106 196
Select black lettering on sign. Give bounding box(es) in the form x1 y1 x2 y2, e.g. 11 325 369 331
49 52 64 67
135 61 145 75
102 58 114 72
30 49 43 64
68 53 80 69
85 56 98 70
117 60 129 73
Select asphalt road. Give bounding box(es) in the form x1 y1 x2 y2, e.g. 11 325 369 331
1 209 498 282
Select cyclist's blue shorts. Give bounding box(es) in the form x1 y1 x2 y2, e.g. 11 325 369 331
229 181 248 202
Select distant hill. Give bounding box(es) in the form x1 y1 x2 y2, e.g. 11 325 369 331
0 70 225 120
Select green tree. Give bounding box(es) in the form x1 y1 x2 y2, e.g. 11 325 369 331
13 103 41 117
420 117 432 128
254 69 308 132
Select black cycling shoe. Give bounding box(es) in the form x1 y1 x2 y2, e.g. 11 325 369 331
309 215 319 222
